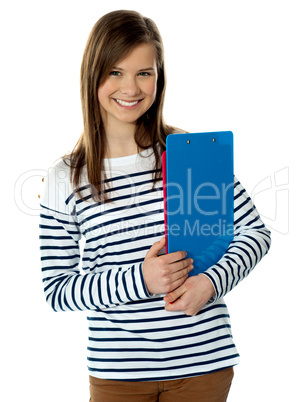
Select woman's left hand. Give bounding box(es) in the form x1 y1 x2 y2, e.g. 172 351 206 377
164 274 216 316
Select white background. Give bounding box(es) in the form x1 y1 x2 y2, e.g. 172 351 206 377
1 0 301 400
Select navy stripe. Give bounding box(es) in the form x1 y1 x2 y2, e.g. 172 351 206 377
87 258 146 272
79 197 163 226
83 208 164 236
87 334 232 353
87 302 227 316
77 187 163 217
40 235 75 241
42 263 79 272
76 178 157 204
67 168 161 205
62 277 74 312
82 246 150 263
71 275 82 311
122 269 133 302
85 220 164 244
131 265 140 300
228 244 252 266
89 365 237 382
88 324 232 344
224 255 242 287
40 204 70 216
106 270 113 306
234 206 256 225
88 344 235 363
84 232 163 254
234 196 250 213
40 215 79 227
139 263 150 298
40 213 55 220
89 276 99 309
115 268 124 305
244 234 263 259
234 188 245 201
80 275 90 310
40 245 79 251
88 313 230 327
41 254 80 261
97 274 107 308
88 354 239 373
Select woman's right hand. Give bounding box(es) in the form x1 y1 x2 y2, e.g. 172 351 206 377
142 237 194 295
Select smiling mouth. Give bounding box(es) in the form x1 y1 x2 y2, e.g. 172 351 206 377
114 99 143 107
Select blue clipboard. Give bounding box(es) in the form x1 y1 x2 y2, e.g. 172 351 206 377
163 131 234 276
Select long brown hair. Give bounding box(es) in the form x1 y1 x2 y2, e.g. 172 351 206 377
66 10 179 201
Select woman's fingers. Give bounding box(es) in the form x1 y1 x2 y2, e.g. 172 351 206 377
164 283 187 304
170 264 193 283
163 250 188 265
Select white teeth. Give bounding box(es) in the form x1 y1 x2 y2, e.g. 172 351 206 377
115 99 140 107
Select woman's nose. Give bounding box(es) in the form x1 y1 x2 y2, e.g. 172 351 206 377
120 77 140 96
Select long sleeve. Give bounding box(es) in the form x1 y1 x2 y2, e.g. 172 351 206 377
39 163 150 312
202 177 271 302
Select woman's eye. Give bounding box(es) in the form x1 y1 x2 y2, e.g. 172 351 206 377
109 71 121 76
138 72 150 76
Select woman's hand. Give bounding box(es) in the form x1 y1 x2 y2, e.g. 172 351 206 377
142 238 193 295
164 274 216 316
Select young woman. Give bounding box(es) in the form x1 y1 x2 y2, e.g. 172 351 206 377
40 10 271 402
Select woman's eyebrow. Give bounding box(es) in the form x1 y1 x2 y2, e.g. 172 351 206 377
138 67 156 72
112 67 156 71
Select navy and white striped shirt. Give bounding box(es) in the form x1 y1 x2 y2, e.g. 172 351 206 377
40 147 271 381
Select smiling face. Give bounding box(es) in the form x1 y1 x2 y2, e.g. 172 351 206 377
97 43 158 134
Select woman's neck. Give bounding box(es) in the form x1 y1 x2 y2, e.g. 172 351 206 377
104 121 138 158
105 137 139 158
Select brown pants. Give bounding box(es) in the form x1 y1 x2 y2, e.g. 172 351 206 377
89 367 234 402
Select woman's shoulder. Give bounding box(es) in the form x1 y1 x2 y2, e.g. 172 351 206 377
40 157 74 214
170 128 188 134
46 156 72 180
42 156 77 200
